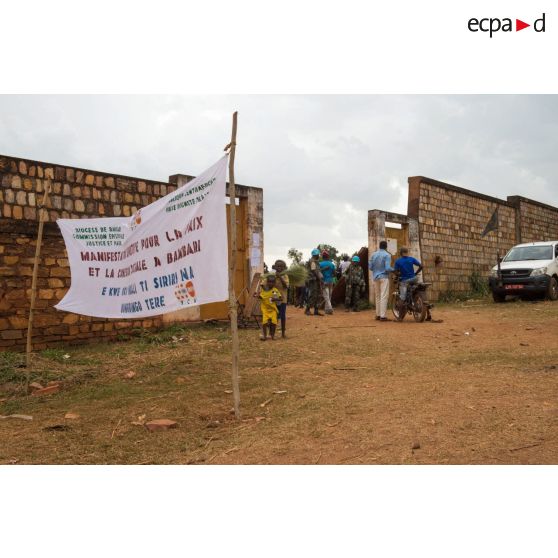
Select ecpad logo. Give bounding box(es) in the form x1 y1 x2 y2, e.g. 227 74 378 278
468 13 546 37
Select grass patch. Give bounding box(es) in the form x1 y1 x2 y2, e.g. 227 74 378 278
40 348 70 362
469 270 490 298
0 398 25 415
0 352 25 384
438 290 473 303
438 271 491 303
136 324 192 345
39 347 102 367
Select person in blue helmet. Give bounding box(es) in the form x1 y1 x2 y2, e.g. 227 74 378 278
305 248 324 316
344 255 366 311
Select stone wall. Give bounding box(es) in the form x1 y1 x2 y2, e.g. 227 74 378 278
369 176 557 301
0 221 164 352
408 177 518 300
0 154 263 351
509 196 558 243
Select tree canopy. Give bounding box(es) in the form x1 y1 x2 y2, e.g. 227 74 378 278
287 248 303 264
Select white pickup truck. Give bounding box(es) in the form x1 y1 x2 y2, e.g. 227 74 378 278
488 241 558 303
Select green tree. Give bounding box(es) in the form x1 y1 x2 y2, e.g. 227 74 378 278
287 248 303 264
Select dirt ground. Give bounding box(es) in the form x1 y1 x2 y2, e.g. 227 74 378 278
1 299 557 465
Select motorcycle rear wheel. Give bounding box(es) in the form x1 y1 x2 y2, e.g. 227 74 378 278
392 293 407 321
412 291 428 322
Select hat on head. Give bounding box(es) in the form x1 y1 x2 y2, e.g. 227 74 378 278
351 256 360 263
311 248 320 257
321 251 330 259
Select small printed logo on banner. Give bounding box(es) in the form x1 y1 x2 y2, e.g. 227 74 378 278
130 209 142 230
468 13 546 37
174 280 197 305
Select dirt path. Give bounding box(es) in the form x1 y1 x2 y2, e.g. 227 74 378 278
1 300 557 464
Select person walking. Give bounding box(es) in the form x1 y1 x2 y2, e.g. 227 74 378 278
319 251 336 315
369 240 394 321
305 248 324 316
344 255 366 311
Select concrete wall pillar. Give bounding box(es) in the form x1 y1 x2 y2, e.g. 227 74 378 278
367 210 386 303
244 186 264 282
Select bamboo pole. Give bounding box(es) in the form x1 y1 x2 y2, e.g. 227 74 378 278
228 111 241 419
25 179 51 381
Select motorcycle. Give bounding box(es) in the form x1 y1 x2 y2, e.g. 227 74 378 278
391 274 433 322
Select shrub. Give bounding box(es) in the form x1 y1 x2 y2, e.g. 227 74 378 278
469 270 490 297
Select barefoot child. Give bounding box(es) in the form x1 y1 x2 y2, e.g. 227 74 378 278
255 274 283 340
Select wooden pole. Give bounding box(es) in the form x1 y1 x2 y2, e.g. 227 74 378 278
25 180 51 381
228 111 241 419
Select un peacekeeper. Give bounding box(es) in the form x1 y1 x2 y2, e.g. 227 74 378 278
305 248 324 316
344 255 366 312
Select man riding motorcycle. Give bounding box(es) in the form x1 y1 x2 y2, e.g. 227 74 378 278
393 247 432 322
394 246 423 303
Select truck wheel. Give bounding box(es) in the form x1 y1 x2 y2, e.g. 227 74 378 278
547 277 558 301
492 292 506 303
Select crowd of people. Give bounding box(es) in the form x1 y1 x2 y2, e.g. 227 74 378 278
254 243 424 340
293 252 365 315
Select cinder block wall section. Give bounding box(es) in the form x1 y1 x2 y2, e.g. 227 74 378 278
0 155 263 351
369 176 558 302
407 177 558 301
509 196 558 243
408 177 517 300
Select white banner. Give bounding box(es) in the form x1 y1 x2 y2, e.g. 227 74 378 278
55 156 229 318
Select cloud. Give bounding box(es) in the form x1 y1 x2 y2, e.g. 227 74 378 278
0 94 557 266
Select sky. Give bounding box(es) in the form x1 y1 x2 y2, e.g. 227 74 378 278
1 95 557 265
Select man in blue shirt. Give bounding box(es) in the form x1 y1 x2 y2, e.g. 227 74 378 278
319 251 336 315
369 240 394 321
394 247 423 302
